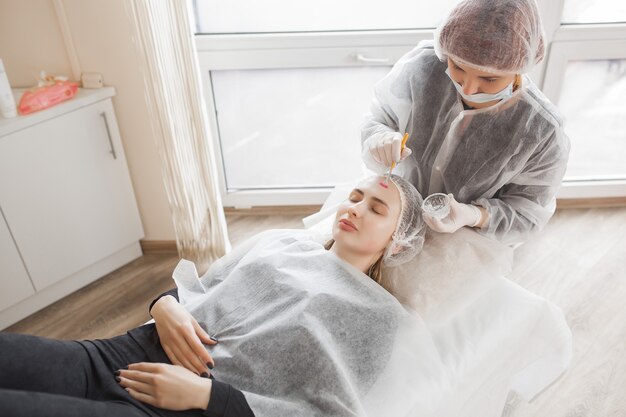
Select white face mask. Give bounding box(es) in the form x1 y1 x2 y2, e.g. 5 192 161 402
445 68 514 104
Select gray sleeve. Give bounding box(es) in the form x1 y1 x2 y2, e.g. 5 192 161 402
148 288 179 315
473 127 571 245
203 379 256 417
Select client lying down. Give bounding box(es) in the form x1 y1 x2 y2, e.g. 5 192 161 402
0 174 430 417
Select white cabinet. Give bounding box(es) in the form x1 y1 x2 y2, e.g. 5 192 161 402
0 209 34 309
0 87 144 328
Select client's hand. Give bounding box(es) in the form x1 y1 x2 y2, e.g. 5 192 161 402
151 295 217 375
117 362 212 411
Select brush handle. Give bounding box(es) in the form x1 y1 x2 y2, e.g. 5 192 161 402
389 132 410 172
400 132 410 148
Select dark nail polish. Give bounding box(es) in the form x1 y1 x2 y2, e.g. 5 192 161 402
200 372 209 378
123 365 128 370
115 376 121 382
114 370 120 376
210 336 219 342
207 362 214 369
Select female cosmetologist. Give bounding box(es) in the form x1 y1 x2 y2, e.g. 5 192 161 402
362 0 570 245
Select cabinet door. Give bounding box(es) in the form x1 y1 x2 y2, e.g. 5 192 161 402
0 208 35 311
0 99 144 291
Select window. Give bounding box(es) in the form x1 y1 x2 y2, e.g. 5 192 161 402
562 0 626 24
193 0 463 206
542 0 626 198
194 0 626 205
212 66 389 190
193 0 462 33
558 59 626 180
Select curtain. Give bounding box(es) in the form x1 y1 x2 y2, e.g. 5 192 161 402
129 0 230 273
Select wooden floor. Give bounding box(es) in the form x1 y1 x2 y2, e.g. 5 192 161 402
4 209 310 340
6 207 626 417
504 207 626 417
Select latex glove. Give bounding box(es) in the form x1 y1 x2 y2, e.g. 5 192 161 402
364 131 412 171
118 362 212 411
151 295 218 376
423 194 482 233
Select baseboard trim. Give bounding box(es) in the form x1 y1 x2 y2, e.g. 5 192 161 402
557 197 626 209
140 240 178 253
224 205 322 216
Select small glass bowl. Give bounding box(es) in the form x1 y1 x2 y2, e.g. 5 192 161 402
422 193 451 220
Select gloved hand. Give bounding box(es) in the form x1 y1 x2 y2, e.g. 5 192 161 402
423 194 483 233
363 131 412 172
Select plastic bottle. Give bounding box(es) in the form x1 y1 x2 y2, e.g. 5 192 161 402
0 58 18 118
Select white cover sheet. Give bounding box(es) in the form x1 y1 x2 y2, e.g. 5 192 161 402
303 204 572 416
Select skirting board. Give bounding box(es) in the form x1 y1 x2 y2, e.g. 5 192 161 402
140 240 178 253
0 242 143 330
556 197 626 209
223 205 322 216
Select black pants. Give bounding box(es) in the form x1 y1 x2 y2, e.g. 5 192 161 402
0 325 204 417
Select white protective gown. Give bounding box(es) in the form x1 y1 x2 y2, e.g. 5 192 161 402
362 40 571 245
172 229 571 417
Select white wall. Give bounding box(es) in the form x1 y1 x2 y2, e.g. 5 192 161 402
0 0 176 240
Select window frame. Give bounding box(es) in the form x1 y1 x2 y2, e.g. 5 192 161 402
541 14 626 198
196 30 431 207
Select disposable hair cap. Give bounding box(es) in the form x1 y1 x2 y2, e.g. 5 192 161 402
434 0 546 74
383 174 425 267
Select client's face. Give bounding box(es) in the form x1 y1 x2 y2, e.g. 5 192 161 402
332 176 402 259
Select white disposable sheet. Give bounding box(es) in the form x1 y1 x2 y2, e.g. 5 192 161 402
306 205 571 415
172 225 571 416
173 230 444 417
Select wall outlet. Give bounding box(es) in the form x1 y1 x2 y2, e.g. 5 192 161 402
81 72 103 89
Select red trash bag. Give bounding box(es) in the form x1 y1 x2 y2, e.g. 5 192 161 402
18 80 79 115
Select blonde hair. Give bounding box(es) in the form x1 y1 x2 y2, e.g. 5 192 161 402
324 239 384 284
513 74 522 92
